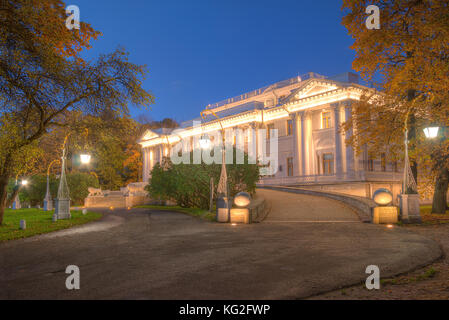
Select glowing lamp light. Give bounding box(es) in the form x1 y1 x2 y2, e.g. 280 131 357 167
80 153 91 164
373 188 393 206
199 135 211 149
386 224 394 229
423 127 439 139
234 192 252 207
21 180 28 186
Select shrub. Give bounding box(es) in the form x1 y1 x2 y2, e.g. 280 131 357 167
146 147 260 209
66 172 100 205
19 172 99 206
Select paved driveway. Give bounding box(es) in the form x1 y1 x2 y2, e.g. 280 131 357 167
0 190 441 299
258 189 360 222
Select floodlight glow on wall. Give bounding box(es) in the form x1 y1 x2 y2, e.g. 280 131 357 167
80 154 91 164
21 180 28 186
423 127 439 139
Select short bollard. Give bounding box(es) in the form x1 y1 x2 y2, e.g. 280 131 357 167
230 192 252 224
216 197 230 223
82 209 87 215
372 188 398 224
52 215 58 222
20 220 26 230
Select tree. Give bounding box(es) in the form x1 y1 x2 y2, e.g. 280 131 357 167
0 1 154 224
342 0 449 213
66 113 145 190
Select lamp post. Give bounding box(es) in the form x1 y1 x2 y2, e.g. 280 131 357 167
53 132 91 220
11 173 26 210
44 159 60 211
200 108 229 222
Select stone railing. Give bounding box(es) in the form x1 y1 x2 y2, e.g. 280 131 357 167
84 182 151 208
258 173 362 186
258 185 376 223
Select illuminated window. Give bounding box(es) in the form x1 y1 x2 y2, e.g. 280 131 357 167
287 157 294 176
286 119 293 136
322 111 331 129
323 153 334 174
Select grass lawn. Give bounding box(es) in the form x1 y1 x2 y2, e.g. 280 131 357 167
419 205 449 225
0 208 102 242
135 205 216 221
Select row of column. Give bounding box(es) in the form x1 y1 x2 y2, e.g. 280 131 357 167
141 102 355 182
290 102 354 178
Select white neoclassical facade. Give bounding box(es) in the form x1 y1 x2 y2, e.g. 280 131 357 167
138 72 403 200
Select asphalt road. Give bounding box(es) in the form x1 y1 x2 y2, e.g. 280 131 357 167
0 190 442 299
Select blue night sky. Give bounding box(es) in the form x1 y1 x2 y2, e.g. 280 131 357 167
75 0 356 123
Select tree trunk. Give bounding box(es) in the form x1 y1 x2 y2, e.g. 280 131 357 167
5 185 20 209
0 173 10 225
432 168 449 214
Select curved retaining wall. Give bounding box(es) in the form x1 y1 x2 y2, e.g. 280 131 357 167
248 197 270 223
258 185 376 223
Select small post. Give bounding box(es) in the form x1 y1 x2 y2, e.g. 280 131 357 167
82 208 87 215
209 177 214 212
19 220 26 230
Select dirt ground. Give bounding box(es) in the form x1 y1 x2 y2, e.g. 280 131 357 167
310 223 449 300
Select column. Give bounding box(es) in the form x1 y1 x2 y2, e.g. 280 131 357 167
299 111 306 176
304 111 313 176
332 103 343 178
344 103 355 177
292 113 301 177
142 148 148 182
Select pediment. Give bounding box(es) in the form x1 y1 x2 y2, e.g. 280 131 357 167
281 79 341 104
139 129 159 142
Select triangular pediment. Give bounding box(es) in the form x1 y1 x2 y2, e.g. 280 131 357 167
139 129 160 142
281 79 343 104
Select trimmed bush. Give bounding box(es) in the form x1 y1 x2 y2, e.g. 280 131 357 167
146 148 260 209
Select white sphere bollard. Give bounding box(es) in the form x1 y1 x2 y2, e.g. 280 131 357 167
373 188 393 206
20 220 26 230
233 192 252 207
82 209 87 215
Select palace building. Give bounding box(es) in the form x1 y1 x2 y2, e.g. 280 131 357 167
138 72 403 201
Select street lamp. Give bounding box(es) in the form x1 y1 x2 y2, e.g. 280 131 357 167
80 153 91 165
200 108 229 222
199 134 211 149
11 173 25 210
44 159 60 211
423 127 440 139
54 132 91 221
